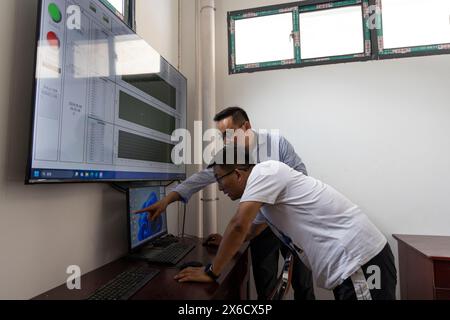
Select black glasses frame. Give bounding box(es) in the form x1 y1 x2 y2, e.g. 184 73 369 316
215 170 236 184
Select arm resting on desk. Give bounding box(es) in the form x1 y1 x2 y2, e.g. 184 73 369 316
174 202 263 283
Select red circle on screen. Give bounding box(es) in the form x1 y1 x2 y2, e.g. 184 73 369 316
47 31 60 49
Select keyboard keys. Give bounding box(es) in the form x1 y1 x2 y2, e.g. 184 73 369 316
87 266 159 300
147 243 195 264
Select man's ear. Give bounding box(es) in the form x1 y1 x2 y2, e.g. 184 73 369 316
234 169 242 181
235 168 248 182
243 121 251 130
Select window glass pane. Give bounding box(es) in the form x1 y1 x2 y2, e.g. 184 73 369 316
381 0 450 49
299 5 364 60
234 13 295 65
107 0 124 14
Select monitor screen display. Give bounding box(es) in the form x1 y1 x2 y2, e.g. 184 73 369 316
27 0 186 183
128 186 167 250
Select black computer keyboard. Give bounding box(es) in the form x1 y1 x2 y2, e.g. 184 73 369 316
152 235 179 248
87 266 159 300
146 242 196 265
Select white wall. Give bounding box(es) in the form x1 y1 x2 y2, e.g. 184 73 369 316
0 0 180 300
177 0 205 238
214 0 450 299
136 0 179 67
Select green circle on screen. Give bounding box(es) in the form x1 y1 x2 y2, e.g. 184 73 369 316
48 3 62 23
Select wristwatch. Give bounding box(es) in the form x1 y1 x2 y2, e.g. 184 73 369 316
204 263 220 281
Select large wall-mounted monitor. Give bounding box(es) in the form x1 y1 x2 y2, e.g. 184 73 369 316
27 0 187 183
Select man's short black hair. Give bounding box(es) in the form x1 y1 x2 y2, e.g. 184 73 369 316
208 144 256 172
214 107 250 126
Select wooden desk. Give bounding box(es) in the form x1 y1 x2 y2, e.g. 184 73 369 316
34 238 250 300
393 234 450 300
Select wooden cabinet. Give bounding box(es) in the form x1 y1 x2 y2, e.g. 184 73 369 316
394 234 450 300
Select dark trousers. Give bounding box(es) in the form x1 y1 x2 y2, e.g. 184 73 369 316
250 227 316 300
333 243 397 300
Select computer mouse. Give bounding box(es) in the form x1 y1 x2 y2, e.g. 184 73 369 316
202 236 220 248
178 261 203 270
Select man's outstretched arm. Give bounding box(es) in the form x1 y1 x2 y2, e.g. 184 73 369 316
174 201 263 283
173 168 217 203
134 168 216 221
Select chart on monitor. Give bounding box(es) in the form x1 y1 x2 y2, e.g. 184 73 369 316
28 0 187 183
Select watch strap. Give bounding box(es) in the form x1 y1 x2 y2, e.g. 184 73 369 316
204 263 220 280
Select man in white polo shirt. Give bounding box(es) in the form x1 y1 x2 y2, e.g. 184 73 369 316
174 146 397 300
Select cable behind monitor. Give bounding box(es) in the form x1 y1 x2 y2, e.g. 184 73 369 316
181 201 187 239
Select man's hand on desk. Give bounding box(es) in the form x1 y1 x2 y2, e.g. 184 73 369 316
174 267 214 283
203 234 223 247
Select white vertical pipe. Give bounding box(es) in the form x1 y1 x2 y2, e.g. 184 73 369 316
199 0 217 236
193 0 204 238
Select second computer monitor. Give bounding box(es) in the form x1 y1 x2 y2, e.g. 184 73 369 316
127 186 168 251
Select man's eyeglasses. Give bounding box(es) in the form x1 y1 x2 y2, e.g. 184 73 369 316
215 170 236 184
215 167 251 184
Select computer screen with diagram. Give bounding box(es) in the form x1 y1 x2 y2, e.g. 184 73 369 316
127 186 168 250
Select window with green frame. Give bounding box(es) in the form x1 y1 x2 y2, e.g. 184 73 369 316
376 0 450 57
229 6 301 72
228 0 450 74
298 1 370 63
228 0 372 74
100 0 135 30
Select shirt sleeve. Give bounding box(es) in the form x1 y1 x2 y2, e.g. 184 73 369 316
279 136 308 176
173 168 216 202
253 213 267 225
240 163 287 205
